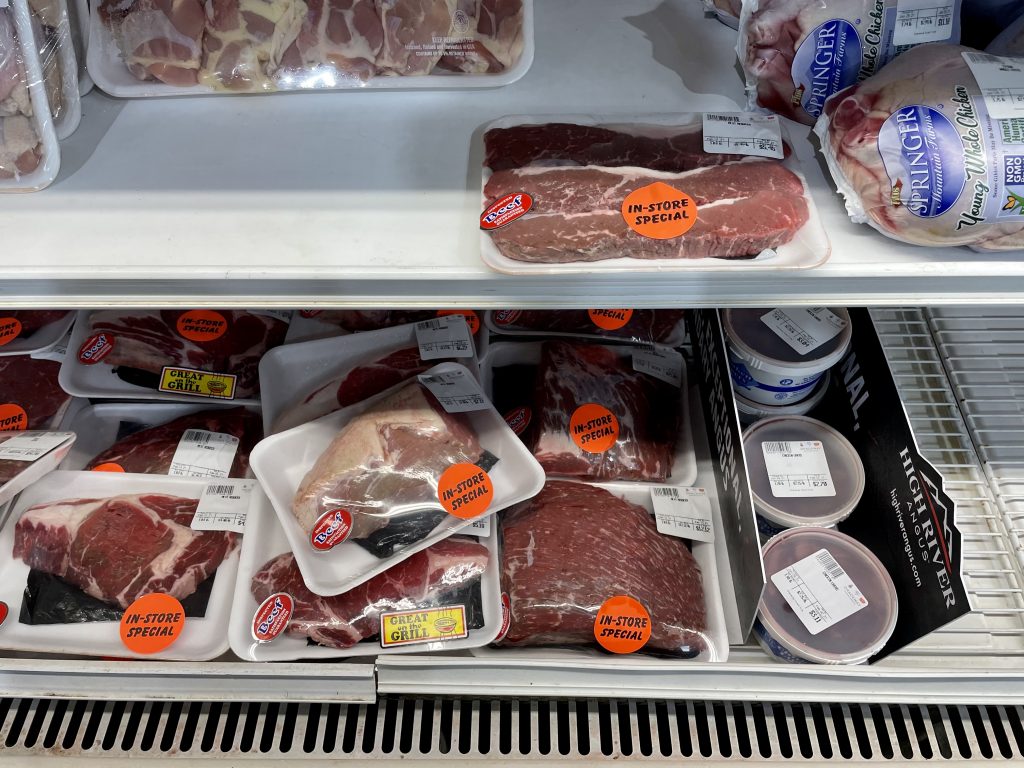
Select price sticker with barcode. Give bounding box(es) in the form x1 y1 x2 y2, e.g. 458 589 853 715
632 346 683 387
893 0 956 45
169 429 240 479
761 440 836 498
0 432 74 462
963 52 1024 121
760 308 847 356
416 315 474 360
771 548 868 634
418 368 490 413
702 112 784 159
651 487 714 542
468 516 491 537
191 480 255 533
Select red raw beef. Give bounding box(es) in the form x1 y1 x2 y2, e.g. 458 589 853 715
0 310 70 341
14 493 238 608
251 536 488 648
531 341 678 482
490 309 685 345
0 356 72 431
84 406 261 476
500 481 707 656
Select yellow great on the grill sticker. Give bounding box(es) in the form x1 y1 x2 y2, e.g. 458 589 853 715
380 606 468 648
158 367 237 400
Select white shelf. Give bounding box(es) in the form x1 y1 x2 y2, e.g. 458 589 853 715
2 0 1023 307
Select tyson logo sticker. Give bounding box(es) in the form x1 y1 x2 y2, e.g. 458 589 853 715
480 193 533 231
310 509 353 552
503 406 532 436
252 593 293 643
78 333 115 365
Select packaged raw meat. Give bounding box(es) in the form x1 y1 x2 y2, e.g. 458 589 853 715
0 355 73 431
754 526 898 664
816 44 1024 251
62 403 261 477
738 0 964 125
486 309 686 346
0 430 75 505
26 0 80 138
704 0 742 27
63 0 90 94
61 309 290 402
0 310 73 356
986 11 1024 54
249 361 544 596
479 115 829 272
0 0 60 191
0 471 244 659
88 0 533 97
499 480 724 659
529 340 689 483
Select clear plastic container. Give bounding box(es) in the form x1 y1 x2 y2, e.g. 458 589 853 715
734 371 830 426
743 415 865 541
754 527 898 665
724 308 851 405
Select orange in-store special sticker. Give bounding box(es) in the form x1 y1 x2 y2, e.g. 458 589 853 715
569 403 619 454
92 462 126 473
622 182 697 240
436 310 481 336
438 462 494 519
588 309 634 331
176 310 228 342
0 317 22 347
0 404 28 432
594 595 652 654
119 593 186 655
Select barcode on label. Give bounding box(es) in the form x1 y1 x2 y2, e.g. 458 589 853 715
419 319 443 330
762 441 790 454
206 484 234 496
651 487 681 498
816 549 845 581
708 114 741 123
183 429 212 445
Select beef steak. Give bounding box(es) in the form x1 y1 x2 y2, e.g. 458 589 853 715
0 356 71 432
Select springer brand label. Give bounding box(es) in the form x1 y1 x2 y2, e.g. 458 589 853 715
790 19 862 119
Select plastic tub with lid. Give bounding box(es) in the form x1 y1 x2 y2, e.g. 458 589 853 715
724 308 852 405
743 415 865 542
734 371 830 426
754 527 898 665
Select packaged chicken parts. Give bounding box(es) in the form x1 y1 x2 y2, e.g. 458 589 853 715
0 310 73 355
738 0 964 125
0 0 60 190
479 114 830 272
816 44 1024 251
250 362 544 596
88 0 533 96
26 0 80 138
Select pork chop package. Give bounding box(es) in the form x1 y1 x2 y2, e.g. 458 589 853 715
0 310 73 356
250 362 544 596
495 480 728 660
1 355 73 431
0 430 75 505
479 114 830 273
61 402 261 477
485 309 687 347
737 0 964 125
61 309 290 403
815 44 1024 251
262 316 480 434
0 0 60 191
228 489 501 660
0 470 245 659
88 0 533 97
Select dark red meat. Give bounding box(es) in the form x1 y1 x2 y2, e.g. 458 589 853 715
0 356 71 432
0 310 70 343
490 309 685 344
500 481 707 655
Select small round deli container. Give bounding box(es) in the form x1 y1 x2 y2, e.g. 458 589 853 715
743 415 865 542
735 371 830 426
754 527 898 665
724 308 852 405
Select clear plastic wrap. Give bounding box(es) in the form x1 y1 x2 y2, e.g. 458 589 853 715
89 0 533 96
703 0 741 27
738 0 963 125
815 44 1024 251
499 480 716 659
0 430 75 501
486 309 686 346
27 0 80 138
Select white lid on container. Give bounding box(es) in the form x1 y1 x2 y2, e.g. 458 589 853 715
758 527 898 665
743 415 865 530
723 308 852 377
735 371 831 422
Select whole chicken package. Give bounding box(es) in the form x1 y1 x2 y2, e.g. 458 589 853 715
738 0 964 125
816 44 1024 251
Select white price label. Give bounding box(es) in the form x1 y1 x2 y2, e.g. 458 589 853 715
761 307 847 356
416 315 474 360
703 112 785 159
468 516 491 537
893 0 956 45
963 52 1024 121
0 431 72 462
168 429 240 479
651 487 714 542
771 548 868 634
632 347 683 387
418 369 490 413
30 328 72 362
762 440 836 498
192 480 254 533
